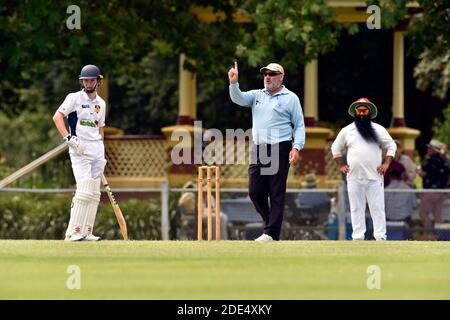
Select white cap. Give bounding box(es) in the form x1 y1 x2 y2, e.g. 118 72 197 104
426 139 445 153
259 63 284 75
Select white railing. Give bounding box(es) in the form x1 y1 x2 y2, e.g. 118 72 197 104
1 185 449 240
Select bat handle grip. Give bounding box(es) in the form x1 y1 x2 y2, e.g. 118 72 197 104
101 175 108 186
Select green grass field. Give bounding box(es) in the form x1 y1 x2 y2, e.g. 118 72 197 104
0 240 449 299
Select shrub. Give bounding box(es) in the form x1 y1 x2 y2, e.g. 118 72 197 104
0 193 179 240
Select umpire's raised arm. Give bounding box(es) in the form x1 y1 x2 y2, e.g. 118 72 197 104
228 61 255 107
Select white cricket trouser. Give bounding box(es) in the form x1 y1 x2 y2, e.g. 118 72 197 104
347 179 386 240
69 140 107 183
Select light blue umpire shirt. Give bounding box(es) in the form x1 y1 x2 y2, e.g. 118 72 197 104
229 83 305 151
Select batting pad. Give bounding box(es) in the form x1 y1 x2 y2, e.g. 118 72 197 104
82 178 101 236
66 178 95 237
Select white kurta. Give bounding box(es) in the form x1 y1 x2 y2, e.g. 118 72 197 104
331 122 396 240
331 123 397 181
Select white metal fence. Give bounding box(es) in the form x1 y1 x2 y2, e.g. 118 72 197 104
1 185 449 240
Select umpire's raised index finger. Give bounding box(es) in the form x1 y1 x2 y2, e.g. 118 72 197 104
234 61 238 70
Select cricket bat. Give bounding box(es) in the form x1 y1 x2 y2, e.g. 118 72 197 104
101 174 129 240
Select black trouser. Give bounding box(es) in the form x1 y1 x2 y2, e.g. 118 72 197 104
248 141 291 240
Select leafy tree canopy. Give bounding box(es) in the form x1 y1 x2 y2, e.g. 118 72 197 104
237 0 358 69
434 104 450 146
369 0 449 99
0 0 448 129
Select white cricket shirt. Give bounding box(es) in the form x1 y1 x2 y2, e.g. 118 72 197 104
57 90 106 141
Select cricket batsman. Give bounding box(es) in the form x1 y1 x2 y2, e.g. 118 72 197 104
52 65 107 241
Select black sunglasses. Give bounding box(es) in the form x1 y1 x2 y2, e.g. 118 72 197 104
263 72 282 77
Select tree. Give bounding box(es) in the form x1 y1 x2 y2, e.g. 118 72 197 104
0 0 448 139
371 0 450 99
236 0 358 69
0 1 152 115
0 1 242 114
414 50 449 100
235 0 449 99
408 0 450 100
108 52 179 134
433 104 450 146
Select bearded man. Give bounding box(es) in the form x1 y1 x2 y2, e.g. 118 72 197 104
228 62 305 242
331 98 396 240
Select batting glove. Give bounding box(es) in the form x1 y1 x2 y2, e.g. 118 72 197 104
64 135 85 155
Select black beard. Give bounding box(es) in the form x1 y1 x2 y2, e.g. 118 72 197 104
354 116 379 144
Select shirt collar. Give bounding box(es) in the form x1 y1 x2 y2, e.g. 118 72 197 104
81 89 99 102
263 85 288 96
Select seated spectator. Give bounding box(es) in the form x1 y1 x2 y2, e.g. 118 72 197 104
394 140 418 188
385 168 419 239
297 173 331 206
419 139 450 233
178 181 196 216
296 173 331 226
178 180 229 240
384 157 406 188
177 181 197 239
